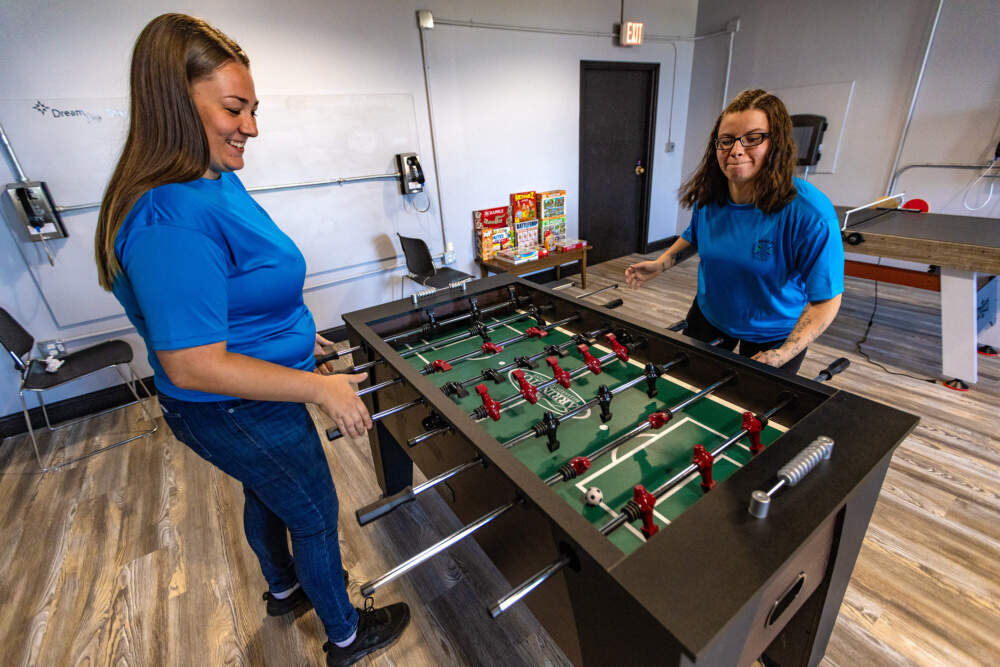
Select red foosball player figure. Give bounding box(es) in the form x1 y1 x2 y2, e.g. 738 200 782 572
511 369 538 404
475 384 502 421
742 411 765 455
577 344 602 374
622 484 658 539
693 444 716 491
546 356 572 388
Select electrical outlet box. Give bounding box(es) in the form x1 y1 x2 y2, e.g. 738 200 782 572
4 181 67 241
665 141 676 153
37 339 66 358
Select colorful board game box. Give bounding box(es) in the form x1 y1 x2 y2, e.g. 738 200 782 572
557 238 586 252
473 206 512 260
539 216 567 247
536 190 566 220
497 247 539 264
510 191 537 224
513 219 539 248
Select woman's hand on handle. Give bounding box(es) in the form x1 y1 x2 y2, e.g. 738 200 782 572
314 333 336 374
316 372 373 439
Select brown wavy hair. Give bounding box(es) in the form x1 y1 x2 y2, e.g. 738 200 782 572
679 88 797 214
95 13 249 290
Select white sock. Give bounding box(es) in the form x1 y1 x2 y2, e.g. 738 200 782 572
334 627 358 648
270 582 300 600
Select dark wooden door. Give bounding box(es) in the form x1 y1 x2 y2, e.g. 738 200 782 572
579 61 658 266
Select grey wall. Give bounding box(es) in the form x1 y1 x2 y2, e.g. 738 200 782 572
681 0 1000 229
0 0 699 418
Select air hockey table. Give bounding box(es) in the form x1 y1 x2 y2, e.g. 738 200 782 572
837 203 1000 387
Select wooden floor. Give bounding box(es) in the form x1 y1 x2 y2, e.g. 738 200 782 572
1 254 998 666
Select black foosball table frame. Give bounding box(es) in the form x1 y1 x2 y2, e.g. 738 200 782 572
341 274 918 666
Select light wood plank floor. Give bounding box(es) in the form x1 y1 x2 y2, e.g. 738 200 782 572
1 255 997 666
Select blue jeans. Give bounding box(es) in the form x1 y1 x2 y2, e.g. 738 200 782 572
158 394 358 642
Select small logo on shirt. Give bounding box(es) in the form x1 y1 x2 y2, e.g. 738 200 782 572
752 239 774 260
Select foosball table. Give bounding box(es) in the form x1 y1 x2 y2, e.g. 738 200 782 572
320 275 918 666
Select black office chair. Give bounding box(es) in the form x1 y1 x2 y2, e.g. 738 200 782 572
397 234 472 289
0 307 156 472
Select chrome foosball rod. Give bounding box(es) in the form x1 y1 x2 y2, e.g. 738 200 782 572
359 498 523 597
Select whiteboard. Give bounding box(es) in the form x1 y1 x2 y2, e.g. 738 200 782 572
0 93 435 327
770 80 855 174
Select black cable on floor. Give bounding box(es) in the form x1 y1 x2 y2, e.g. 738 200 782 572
853 265 937 383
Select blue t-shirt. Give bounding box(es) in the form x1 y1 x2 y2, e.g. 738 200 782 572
112 171 316 401
680 179 844 342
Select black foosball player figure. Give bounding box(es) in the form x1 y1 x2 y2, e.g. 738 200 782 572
625 89 845 376
93 14 408 666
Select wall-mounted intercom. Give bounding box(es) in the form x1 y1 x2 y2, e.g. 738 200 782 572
5 180 67 266
395 152 425 195
791 114 828 167
5 180 66 242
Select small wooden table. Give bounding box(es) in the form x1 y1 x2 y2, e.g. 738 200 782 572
478 245 591 288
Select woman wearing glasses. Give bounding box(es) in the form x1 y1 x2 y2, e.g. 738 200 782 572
625 89 843 374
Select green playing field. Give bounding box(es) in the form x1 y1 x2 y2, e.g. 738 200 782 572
397 312 786 556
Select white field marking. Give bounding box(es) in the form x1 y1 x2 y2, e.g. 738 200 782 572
657 372 790 432
575 417 692 510
573 415 738 526
409 314 508 355
650 451 744 524
553 326 788 431
599 424 609 430
624 515 654 541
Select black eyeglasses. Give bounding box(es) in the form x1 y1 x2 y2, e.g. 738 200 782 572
713 132 769 150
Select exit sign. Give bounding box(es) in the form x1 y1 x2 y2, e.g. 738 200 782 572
621 21 644 46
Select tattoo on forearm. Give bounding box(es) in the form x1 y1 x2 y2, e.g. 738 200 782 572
785 306 832 355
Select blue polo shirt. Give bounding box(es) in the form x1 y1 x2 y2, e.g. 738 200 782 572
681 178 843 342
112 171 316 401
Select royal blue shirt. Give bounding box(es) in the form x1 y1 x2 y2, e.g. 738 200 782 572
680 179 844 342
113 171 316 401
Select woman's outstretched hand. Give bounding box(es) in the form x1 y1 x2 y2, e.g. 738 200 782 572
625 259 663 289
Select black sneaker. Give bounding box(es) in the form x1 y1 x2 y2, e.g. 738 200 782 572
323 598 410 667
263 569 350 616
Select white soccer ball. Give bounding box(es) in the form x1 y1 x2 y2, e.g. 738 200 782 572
584 487 603 506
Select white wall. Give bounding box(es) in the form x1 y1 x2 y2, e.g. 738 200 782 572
681 0 1000 224
0 0 698 419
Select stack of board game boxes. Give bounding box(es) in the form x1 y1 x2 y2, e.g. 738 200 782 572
473 190 583 265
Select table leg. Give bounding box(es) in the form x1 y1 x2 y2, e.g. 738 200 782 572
480 266 488 279
940 267 978 383
372 420 414 495
580 251 587 289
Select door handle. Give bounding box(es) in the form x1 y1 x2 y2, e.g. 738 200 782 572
634 160 645 175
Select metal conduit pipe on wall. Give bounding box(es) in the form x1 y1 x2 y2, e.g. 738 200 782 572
888 162 1000 197
884 0 945 197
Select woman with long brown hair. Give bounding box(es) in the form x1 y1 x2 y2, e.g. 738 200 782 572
626 89 843 374
95 14 409 666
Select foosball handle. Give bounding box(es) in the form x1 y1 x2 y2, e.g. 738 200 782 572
749 436 834 519
356 486 415 526
602 298 624 309
815 357 850 382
